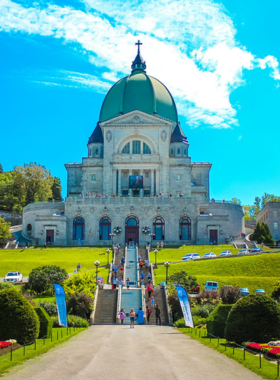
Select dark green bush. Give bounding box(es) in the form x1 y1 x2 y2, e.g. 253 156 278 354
193 316 207 326
0 288 39 344
220 286 241 304
34 307 53 338
0 282 14 290
38 301 57 316
193 304 216 318
51 315 89 328
66 292 93 319
206 304 233 338
28 265 68 294
225 295 280 343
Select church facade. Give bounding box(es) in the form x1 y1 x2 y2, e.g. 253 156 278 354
22 45 244 246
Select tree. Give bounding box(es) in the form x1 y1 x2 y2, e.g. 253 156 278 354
51 177 62 201
66 292 93 319
220 286 241 304
251 222 274 245
232 198 241 205
28 265 68 294
0 163 3 173
0 217 11 244
271 281 280 302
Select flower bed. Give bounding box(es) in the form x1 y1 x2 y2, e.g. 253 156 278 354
246 342 280 357
0 342 12 349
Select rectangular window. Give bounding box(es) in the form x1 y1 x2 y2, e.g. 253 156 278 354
122 172 128 178
122 143 130 154
144 190 150 197
177 174 181 180
274 211 278 218
122 190 128 197
89 149 92 156
92 175 96 181
184 149 187 155
145 172 149 178
274 234 279 241
274 222 278 230
95 149 98 155
132 140 141 154
177 148 180 154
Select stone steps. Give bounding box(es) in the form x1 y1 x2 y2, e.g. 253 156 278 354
145 288 169 325
93 289 118 325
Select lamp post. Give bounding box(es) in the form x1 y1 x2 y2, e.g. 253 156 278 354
149 232 155 249
109 232 116 252
164 261 171 285
94 260 100 282
154 249 158 268
106 248 110 266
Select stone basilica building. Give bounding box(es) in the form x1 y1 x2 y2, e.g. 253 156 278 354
23 44 244 246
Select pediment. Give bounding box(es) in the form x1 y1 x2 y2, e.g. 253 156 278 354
100 110 172 127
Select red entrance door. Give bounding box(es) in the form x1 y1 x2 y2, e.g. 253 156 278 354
46 230 54 244
125 216 139 245
209 230 218 245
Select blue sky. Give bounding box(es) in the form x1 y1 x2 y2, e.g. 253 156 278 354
0 0 279 205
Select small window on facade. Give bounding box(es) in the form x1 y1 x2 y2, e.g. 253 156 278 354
177 148 180 154
274 211 278 218
92 175 96 181
274 222 278 230
122 143 130 154
184 149 187 155
143 142 151 154
132 140 141 154
171 149 174 154
95 148 98 155
275 234 279 241
145 172 149 178
27 224 32 231
134 172 139 176
122 172 128 178
89 149 92 156
177 174 181 180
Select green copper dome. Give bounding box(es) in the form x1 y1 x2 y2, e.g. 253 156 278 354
99 45 178 123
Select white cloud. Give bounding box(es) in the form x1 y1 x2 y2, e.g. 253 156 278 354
0 0 279 128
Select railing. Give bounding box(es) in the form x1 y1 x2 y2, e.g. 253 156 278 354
116 287 122 325
136 245 140 287
141 285 146 322
164 285 173 325
90 285 99 325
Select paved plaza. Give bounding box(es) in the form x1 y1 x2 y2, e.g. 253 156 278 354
3 326 262 380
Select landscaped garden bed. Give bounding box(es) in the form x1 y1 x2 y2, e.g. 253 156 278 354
246 342 280 357
0 342 22 357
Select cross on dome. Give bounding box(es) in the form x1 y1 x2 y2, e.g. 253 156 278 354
131 40 146 73
135 40 142 54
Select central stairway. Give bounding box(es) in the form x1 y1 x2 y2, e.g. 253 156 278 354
93 289 117 325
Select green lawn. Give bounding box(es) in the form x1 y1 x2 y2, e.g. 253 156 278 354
0 327 86 375
153 250 280 293
0 247 111 278
33 296 56 305
179 328 279 380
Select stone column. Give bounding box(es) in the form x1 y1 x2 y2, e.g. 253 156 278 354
118 169 122 196
156 167 160 194
151 169 154 195
113 168 117 194
129 169 132 197
140 169 144 197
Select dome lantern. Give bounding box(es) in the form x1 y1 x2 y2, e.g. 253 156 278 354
131 40 146 73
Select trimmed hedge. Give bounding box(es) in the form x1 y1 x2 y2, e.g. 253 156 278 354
225 295 280 343
34 307 53 338
0 288 39 344
206 304 233 338
51 315 89 328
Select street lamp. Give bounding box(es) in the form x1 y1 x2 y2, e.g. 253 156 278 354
142 226 150 234
106 248 110 266
94 260 100 282
149 232 155 248
164 261 171 285
154 249 158 268
113 226 122 234
109 232 116 252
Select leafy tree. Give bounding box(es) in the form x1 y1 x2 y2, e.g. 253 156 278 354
28 265 68 294
220 286 241 304
51 177 62 201
66 292 93 319
271 281 280 302
0 217 11 244
0 163 3 173
232 198 241 205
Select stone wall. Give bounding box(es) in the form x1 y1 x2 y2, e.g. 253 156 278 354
0 210 22 226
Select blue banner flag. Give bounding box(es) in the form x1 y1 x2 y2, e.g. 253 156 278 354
176 286 194 328
54 284 68 327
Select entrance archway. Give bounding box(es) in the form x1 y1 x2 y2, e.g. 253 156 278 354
125 216 139 245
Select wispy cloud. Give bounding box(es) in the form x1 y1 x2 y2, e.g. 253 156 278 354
0 0 279 128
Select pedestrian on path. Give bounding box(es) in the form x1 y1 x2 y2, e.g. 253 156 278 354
113 277 117 289
155 304 161 326
139 261 143 269
146 306 152 324
140 272 144 280
121 256 125 265
77 263 81 272
147 272 151 280
118 308 126 325
146 284 153 299
150 296 155 308
129 308 136 328
127 277 130 289
138 254 141 262
119 279 123 288
137 307 145 324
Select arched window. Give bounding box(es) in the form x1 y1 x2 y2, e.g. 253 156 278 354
179 217 191 240
143 142 151 154
132 140 141 154
99 217 111 240
122 142 130 154
153 217 165 240
27 224 32 231
125 216 139 226
73 217 85 240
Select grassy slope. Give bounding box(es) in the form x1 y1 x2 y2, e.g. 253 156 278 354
0 247 110 278
153 251 280 293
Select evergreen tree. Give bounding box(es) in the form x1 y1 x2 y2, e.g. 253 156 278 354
0 163 3 173
251 222 274 245
51 177 62 201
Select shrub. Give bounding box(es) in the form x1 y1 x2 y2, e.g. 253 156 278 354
206 304 233 338
193 316 207 327
38 301 57 316
168 289 183 321
34 307 53 338
195 291 220 305
66 292 93 319
192 304 216 318
0 288 39 344
173 318 186 328
28 265 68 294
64 272 96 299
0 282 14 290
225 295 280 343
220 286 241 304
271 281 280 302
51 315 89 328
23 292 36 306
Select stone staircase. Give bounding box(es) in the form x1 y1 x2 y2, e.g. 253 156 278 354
121 289 142 324
93 289 118 325
138 248 152 287
145 288 169 325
